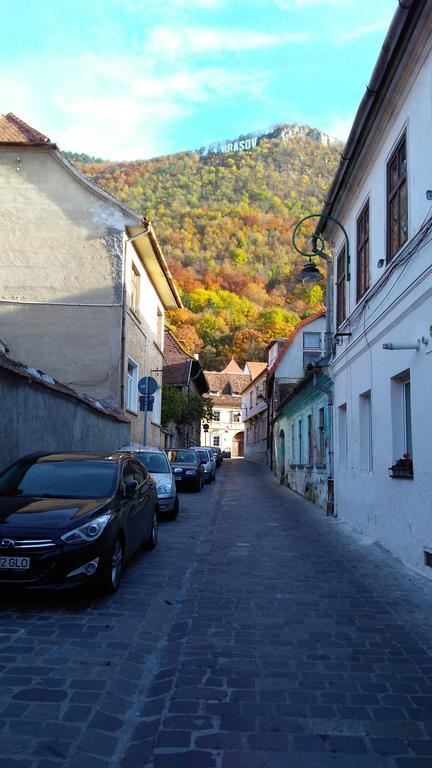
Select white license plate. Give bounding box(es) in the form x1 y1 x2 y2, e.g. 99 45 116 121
0 555 31 570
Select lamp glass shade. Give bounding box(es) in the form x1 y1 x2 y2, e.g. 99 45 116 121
295 262 324 284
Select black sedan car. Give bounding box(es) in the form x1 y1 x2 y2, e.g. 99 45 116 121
167 449 204 491
0 452 159 594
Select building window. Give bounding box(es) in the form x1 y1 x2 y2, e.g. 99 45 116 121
130 264 140 314
318 406 325 466
212 410 220 421
232 412 241 423
391 371 413 463
357 201 370 301
336 246 346 328
303 332 321 349
387 134 407 262
337 403 347 471
249 391 253 408
291 423 295 464
359 391 372 472
127 358 139 412
298 418 302 464
213 436 220 447
303 332 322 369
307 413 313 465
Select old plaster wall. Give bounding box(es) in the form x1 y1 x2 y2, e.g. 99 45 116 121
0 369 130 472
0 148 137 403
124 240 165 446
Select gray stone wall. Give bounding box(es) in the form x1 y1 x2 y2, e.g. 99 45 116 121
0 369 130 471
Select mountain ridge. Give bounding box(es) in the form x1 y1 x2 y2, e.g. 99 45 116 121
71 124 343 368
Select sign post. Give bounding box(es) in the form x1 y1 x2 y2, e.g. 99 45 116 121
203 423 209 447
138 376 158 446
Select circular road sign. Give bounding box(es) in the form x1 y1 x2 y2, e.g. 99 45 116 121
138 376 158 395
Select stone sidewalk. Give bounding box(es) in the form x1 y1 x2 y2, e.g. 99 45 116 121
1 459 432 767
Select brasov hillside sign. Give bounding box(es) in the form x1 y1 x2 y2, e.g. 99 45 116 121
221 137 258 153
200 136 259 156
199 124 336 158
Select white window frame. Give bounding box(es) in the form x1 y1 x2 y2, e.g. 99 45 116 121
126 357 139 413
359 391 373 472
130 263 140 315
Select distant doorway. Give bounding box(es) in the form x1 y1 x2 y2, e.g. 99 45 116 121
278 429 286 474
232 431 244 457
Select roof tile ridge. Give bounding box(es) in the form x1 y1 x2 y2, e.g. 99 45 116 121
5 112 51 144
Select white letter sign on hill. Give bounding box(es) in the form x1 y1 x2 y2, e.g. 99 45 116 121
221 137 257 153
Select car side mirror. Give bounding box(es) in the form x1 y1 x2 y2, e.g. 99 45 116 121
124 480 138 498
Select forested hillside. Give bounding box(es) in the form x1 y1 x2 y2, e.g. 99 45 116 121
72 126 342 368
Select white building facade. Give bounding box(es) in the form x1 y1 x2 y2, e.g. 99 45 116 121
202 360 249 456
316 0 432 578
242 366 268 463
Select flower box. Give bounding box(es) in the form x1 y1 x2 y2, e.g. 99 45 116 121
389 454 413 479
388 466 413 479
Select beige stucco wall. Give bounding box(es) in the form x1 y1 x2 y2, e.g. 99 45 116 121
123 241 165 446
0 147 138 403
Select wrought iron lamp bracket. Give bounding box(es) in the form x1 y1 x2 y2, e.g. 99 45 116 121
292 213 351 281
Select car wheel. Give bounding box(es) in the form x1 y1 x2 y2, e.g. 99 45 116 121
99 536 124 595
170 495 179 519
144 509 159 550
194 476 202 492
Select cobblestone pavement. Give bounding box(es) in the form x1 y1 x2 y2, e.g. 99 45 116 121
1 459 432 768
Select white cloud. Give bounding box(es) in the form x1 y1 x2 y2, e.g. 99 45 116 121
323 114 354 141
274 0 352 8
335 20 389 43
146 25 309 58
0 53 266 159
123 0 223 10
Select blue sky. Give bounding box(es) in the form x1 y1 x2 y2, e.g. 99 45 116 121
0 0 397 160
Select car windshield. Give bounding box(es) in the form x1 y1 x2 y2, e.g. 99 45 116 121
135 452 170 473
197 450 208 463
0 459 118 499
169 450 196 463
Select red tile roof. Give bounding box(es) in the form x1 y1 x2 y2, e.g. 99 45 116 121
0 113 55 146
267 312 325 377
205 370 250 396
163 329 193 387
221 358 243 374
163 329 208 393
245 361 267 379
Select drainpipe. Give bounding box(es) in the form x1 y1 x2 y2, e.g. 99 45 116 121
312 371 334 516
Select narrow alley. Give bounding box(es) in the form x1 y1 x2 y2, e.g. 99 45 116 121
1 460 432 768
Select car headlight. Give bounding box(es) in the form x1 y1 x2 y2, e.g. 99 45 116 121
60 513 113 544
185 470 196 476
157 482 173 494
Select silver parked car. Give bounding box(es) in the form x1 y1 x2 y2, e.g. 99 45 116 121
190 447 216 483
116 445 179 518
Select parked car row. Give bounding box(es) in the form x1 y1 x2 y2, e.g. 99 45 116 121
0 443 226 596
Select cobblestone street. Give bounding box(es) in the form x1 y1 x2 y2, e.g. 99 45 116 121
1 459 432 768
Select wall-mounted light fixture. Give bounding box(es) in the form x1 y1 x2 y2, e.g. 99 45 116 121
292 213 350 359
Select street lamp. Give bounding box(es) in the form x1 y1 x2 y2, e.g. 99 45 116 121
292 213 351 359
